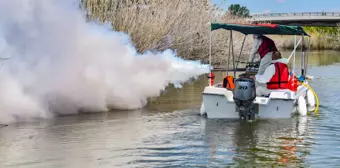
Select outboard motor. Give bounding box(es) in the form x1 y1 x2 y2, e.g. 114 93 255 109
233 77 256 120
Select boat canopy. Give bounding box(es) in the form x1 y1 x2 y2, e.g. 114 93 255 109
211 23 309 36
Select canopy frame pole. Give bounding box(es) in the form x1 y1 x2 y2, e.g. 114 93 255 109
305 36 311 75
236 35 247 70
301 34 305 76
293 35 296 75
288 37 302 61
231 31 236 77
209 31 212 86
227 30 232 76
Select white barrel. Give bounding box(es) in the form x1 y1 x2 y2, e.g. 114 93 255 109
298 96 307 116
307 89 316 111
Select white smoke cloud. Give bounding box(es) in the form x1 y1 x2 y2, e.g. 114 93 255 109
0 0 210 124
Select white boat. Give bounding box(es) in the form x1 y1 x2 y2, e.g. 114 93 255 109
200 23 319 120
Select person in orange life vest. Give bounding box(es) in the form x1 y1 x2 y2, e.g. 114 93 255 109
249 34 278 75
251 51 289 96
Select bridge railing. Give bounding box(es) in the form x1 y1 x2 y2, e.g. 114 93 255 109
251 12 340 17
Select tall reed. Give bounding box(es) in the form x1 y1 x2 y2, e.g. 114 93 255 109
80 0 254 64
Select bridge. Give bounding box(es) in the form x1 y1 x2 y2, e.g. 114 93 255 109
250 12 340 26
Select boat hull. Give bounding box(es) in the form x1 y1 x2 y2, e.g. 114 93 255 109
201 85 309 119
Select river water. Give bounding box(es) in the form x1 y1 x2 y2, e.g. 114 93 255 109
1 51 340 168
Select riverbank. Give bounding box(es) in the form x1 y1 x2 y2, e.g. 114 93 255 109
274 27 340 51
80 0 340 64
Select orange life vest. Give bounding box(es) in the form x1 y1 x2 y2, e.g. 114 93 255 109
258 36 278 59
222 76 235 90
267 62 289 89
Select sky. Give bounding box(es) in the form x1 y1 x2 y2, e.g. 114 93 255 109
213 0 340 14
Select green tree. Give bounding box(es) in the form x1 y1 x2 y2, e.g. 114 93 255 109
228 4 250 18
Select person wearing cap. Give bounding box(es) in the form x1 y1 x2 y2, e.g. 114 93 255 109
249 34 278 75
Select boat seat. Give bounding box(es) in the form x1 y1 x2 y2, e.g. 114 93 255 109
256 89 293 99
269 89 291 92
268 89 294 99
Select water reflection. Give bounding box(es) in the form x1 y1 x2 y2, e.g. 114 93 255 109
204 117 314 167
308 51 340 66
273 50 340 74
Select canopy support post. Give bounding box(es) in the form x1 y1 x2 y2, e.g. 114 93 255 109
305 36 311 76
231 31 236 77
236 35 247 70
209 31 212 86
227 31 232 76
288 37 302 61
301 34 305 76
293 35 296 75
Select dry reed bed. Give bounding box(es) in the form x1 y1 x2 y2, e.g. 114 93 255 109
80 0 255 64
80 0 340 65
